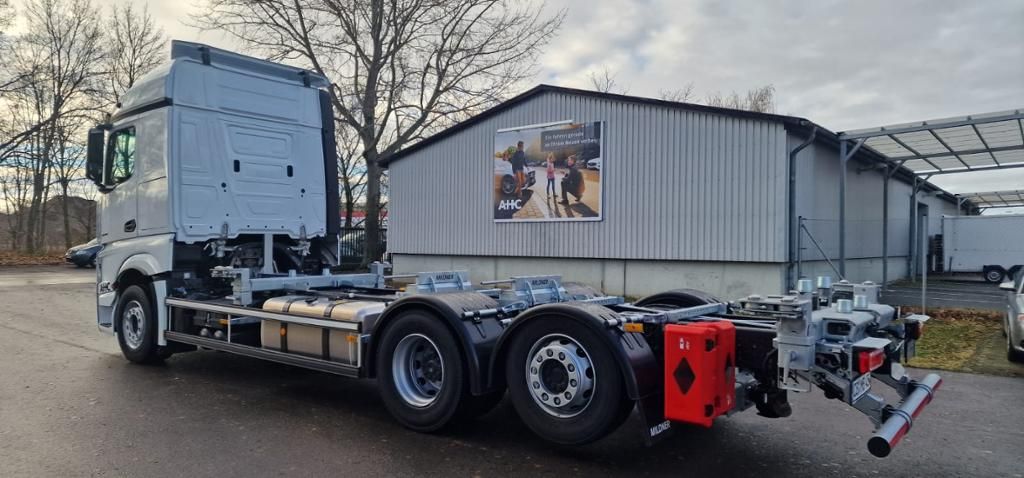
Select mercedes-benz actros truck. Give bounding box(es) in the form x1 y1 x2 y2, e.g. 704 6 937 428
84 41 941 457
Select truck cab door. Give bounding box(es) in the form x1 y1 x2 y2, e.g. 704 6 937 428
99 126 140 244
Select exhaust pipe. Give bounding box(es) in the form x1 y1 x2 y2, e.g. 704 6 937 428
867 373 942 457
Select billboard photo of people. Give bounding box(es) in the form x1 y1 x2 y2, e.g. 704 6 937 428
493 121 603 222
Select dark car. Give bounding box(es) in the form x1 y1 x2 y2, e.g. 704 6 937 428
65 239 101 268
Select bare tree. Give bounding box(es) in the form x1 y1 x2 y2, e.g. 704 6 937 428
588 66 627 94
104 3 166 105
50 116 86 248
0 151 33 250
336 126 367 229
704 84 775 113
658 82 695 103
193 0 565 266
16 0 104 252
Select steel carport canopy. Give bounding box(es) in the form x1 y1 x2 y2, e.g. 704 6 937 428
955 189 1024 210
825 108 1024 313
838 109 1024 175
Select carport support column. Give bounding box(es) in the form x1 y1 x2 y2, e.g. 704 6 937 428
837 138 864 279
882 168 891 285
839 141 847 277
909 179 919 281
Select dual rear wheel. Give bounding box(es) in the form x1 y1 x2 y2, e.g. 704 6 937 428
375 310 502 432
504 318 634 445
376 309 634 445
376 311 630 446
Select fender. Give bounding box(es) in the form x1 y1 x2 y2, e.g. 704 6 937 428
118 253 166 278
113 254 172 346
367 292 503 395
488 302 660 401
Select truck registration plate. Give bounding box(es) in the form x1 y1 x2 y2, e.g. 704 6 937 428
852 373 871 401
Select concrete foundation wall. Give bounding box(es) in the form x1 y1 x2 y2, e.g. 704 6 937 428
392 254 784 299
798 256 910 286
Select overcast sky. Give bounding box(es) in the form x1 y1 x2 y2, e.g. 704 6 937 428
48 0 1024 204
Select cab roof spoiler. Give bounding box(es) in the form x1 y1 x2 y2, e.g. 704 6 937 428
170 40 330 89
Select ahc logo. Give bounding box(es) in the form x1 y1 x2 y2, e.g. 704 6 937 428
497 199 523 211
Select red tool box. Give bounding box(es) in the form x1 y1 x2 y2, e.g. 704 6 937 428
663 321 737 427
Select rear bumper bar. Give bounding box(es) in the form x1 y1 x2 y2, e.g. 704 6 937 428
867 373 942 457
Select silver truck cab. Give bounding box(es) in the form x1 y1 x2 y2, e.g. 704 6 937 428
84 41 339 343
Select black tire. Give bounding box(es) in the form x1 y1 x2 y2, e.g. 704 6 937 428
504 318 633 445
500 175 516 195
115 285 167 364
1008 319 1024 363
376 309 470 432
983 266 1006 284
635 288 723 309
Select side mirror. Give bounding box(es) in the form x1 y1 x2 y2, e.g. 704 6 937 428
85 126 110 192
1000 281 1016 292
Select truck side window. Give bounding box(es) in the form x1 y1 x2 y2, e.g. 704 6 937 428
109 127 136 184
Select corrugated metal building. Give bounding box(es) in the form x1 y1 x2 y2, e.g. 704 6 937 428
383 85 963 298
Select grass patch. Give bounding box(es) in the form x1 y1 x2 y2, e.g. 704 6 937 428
0 251 65 266
903 307 1024 377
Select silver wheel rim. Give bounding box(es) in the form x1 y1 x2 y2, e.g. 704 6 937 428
122 300 146 350
987 270 1002 282
392 334 444 408
526 334 596 418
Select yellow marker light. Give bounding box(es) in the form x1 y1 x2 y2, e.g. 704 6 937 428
623 323 644 333
346 334 358 343
279 326 287 336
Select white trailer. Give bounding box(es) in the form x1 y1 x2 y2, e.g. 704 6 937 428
941 214 1024 282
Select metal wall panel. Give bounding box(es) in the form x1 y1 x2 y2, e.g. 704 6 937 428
791 134 962 262
389 91 789 262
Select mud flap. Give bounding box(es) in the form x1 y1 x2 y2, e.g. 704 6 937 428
636 393 674 446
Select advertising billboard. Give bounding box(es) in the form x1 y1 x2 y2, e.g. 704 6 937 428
493 121 603 222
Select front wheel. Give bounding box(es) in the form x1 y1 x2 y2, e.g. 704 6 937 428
376 309 470 432
116 285 169 364
505 318 634 445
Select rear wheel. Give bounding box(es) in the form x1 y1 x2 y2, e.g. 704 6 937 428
635 288 724 309
984 266 1006 284
1008 319 1024 363
505 318 633 445
376 309 469 432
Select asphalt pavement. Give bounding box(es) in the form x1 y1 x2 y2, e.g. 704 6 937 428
882 278 1007 311
0 266 1022 477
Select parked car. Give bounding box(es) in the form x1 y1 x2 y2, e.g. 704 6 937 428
586 158 602 170
1001 274 1024 363
65 239 101 268
494 158 536 195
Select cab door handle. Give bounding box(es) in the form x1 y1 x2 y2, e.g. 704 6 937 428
124 219 136 233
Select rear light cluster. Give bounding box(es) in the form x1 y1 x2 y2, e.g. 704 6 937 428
856 348 885 374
